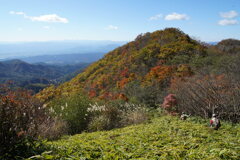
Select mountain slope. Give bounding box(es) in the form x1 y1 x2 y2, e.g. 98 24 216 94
35 116 240 159
0 60 89 92
37 28 206 103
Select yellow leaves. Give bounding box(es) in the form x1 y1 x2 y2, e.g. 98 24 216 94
174 64 193 77
158 47 176 59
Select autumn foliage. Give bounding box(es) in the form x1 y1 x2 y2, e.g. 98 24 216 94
162 94 177 113
0 85 52 158
37 28 205 103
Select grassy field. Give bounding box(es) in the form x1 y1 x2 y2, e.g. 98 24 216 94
28 115 240 160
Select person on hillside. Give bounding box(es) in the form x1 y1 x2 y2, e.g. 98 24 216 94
210 114 221 130
180 112 190 120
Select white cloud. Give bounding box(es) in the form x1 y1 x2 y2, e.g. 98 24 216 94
28 14 68 23
165 12 189 21
9 11 68 23
9 11 25 15
105 25 118 30
220 10 238 19
149 14 162 20
218 19 238 26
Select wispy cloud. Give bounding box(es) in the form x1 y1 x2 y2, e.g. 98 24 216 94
165 12 189 21
105 25 118 30
29 14 68 23
9 11 68 23
9 11 25 15
149 14 162 21
220 10 238 19
218 19 238 26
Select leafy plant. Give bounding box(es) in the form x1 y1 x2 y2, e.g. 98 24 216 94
30 115 240 160
48 94 92 134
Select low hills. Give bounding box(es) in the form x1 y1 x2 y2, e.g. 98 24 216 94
0 59 89 92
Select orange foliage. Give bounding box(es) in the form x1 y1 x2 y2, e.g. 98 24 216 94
118 93 129 101
144 65 175 83
88 90 97 98
117 78 131 88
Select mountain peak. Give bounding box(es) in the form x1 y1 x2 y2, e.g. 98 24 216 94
37 28 206 103
216 39 240 54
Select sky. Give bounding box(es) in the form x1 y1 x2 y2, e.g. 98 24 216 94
0 0 240 42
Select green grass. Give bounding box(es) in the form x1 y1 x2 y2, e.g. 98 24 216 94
28 116 240 160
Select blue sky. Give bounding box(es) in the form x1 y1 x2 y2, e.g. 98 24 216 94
0 0 239 42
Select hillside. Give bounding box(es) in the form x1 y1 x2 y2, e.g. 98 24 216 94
0 59 89 92
37 28 206 103
30 116 240 159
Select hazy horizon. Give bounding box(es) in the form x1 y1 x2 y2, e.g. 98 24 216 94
1 0 239 42
0 40 126 60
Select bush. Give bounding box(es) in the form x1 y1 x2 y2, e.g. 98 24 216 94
172 74 240 123
123 81 167 108
88 115 112 131
119 103 149 126
161 94 177 113
87 102 149 131
0 85 51 159
87 102 121 131
48 94 91 135
37 117 68 140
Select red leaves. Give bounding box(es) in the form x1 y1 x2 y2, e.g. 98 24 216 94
144 65 175 84
88 90 97 98
118 93 129 101
162 94 177 111
120 68 129 77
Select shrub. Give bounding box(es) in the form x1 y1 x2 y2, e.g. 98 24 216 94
119 103 149 126
172 74 240 123
87 102 149 131
162 94 177 113
123 81 167 108
88 115 112 131
37 117 68 140
48 94 91 134
87 102 121 131
0 85 51 159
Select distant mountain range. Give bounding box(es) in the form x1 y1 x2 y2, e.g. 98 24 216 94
19 52 106 65
0 40 126 60
0 59 90 92
208 42 218 45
